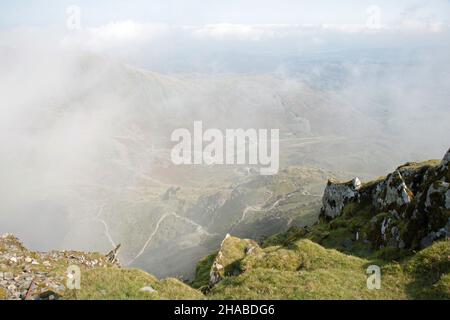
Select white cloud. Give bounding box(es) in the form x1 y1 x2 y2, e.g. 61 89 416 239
61 21 170 51
1 18 447 72
57 19 450 52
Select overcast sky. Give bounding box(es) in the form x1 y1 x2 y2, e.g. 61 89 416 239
1 0 449 28
1 0 449 73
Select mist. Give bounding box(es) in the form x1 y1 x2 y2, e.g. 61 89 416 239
1 15 449 277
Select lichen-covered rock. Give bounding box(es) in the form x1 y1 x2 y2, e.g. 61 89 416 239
209 234 260 287
442 148 450 167
106 244 122 264
367 211 402 249
321 147 450 251
425 181 449 209
419 220 450 249
321 178 361 219
374 170 413 212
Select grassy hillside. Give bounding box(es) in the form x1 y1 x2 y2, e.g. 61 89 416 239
0 234 202 300
193 235 449 300
1 151 449 300
190 153 450 300
65 268 203 300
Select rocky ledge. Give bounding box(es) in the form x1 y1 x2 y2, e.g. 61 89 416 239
0 234 120 300
209 234 260 287
320 148 450 250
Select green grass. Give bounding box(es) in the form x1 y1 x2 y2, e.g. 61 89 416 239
65 268 204 300
397 160 442 172
191 157 449 300
204 238 450 300
191 253 217 289
403 241 450 299
207 239 408 299
3 159 448 300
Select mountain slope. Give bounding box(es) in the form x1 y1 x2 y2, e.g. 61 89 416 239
0 234 202 300
190 148 450 299
3 53 449 280
194 236 449 299
1 147 449 299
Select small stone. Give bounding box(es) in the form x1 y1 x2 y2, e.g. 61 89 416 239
139 286 157 293
3 272 13 280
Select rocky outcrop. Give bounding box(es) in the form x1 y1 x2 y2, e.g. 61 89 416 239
320 148 450 250
419 218 450 248
321 178 361 218
442 148 450 167
106 244 122 264
0 234 120 300
374 170 413 211
209 234 260 287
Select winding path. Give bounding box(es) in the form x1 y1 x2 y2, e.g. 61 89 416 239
127 211 216 265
